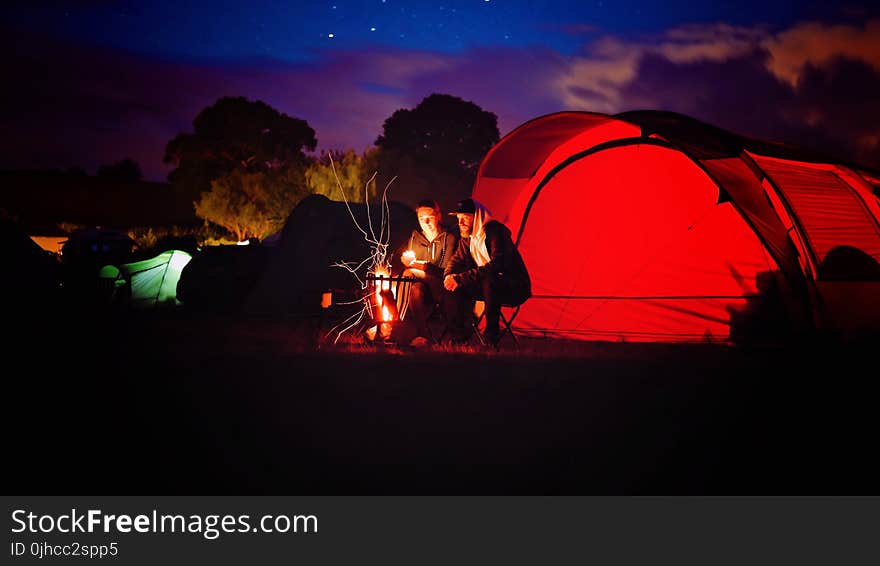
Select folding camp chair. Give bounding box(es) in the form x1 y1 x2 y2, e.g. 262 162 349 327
422 298 456 345
472 301 522 348
438 299 523 348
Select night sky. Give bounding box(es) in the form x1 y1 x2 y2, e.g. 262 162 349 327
4 1 880 180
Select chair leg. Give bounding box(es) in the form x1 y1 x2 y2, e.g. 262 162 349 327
498 306 521 348
426 302 445 345
471 311 487 346
468 305 522 348
443 301 522 347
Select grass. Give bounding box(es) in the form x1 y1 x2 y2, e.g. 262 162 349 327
10 306 879 494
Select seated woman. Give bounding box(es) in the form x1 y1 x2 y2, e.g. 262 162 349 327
390 199 458 345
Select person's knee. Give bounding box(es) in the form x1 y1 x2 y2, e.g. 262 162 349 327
478 273 493 292
410 282 432 305
440 290 456 306
482 283 501 307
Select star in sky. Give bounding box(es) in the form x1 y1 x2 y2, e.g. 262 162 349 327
3 1 879 179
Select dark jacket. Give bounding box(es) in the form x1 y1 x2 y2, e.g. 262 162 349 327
445 220 531 296
391 228 458 279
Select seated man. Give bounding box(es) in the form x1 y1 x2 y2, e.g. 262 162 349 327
443 198 531 346
391 199 458 345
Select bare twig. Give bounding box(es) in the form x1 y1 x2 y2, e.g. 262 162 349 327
322 153 397 345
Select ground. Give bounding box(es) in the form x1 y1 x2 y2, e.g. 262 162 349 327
10 308 878 494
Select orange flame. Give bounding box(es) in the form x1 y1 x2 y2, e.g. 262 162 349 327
372 267 396 322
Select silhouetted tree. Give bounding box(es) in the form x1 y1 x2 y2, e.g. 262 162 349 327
374 93 499 212
97 158 142 183
165 97 317 238
164 96 317 201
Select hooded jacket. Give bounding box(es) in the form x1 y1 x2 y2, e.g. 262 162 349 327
445 220 531 298
392 227 457 279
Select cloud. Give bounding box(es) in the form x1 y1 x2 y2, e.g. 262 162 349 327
553 20 880 168
556 24 769 113
4 16 880 183
557 38 641 113
790 56 880 165
764 19 880 86
615 50 833 151
657 23 769 63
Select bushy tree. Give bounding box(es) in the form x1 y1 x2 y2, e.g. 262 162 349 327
164 96 315 194
165 97 317 239
374 93 499 212
165 97 316 177
305 148 385 203
194 168 309 242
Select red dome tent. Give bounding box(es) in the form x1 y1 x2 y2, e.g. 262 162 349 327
472 111 880 342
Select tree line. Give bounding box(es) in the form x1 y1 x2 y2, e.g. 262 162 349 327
163 93 500 241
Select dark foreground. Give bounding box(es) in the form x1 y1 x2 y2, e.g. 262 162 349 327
10 308 879 494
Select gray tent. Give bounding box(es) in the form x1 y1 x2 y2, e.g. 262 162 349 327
243 194 418 316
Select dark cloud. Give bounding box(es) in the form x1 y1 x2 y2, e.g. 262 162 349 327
793 57 880 167
567 85 611 103
618 50 794 137
617 49 880 168
3 21 878 184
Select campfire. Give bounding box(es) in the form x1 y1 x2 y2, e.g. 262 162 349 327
320 152 415 346
364 267 411 343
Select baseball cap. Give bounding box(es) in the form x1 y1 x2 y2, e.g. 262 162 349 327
449 198 476 215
